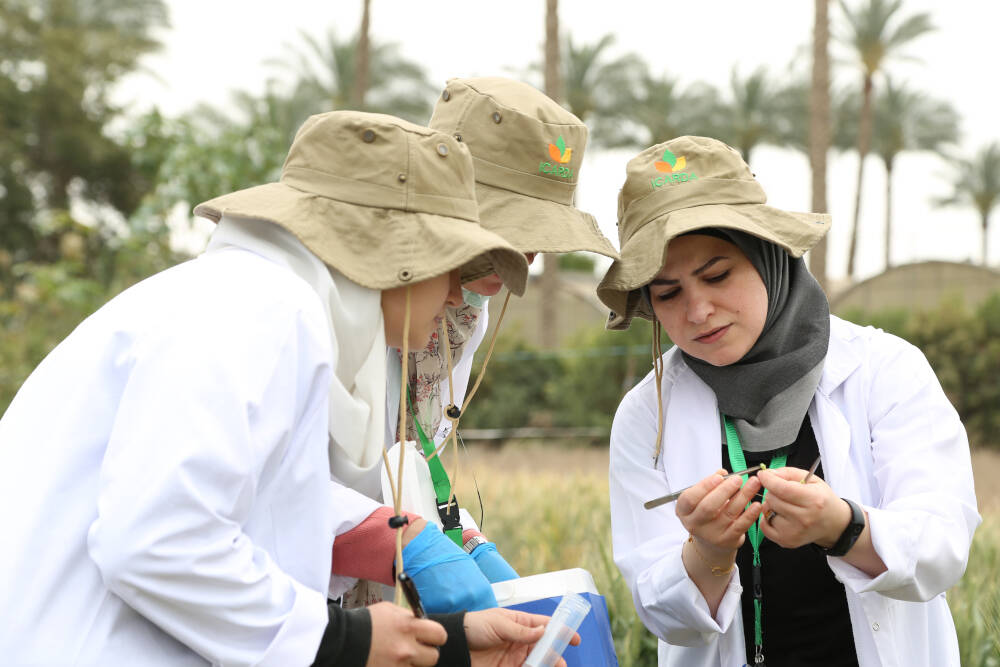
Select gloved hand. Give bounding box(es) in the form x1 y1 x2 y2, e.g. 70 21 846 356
401 523 497 613
469 541 519 583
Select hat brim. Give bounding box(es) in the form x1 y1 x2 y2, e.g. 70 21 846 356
598 203 831 329
475 183 620 259
194 182 529 296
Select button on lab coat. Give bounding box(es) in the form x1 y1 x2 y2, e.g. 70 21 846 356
0 247 380 665
610 316 980 667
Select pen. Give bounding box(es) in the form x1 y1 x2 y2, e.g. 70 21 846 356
397 572 426 618
643 464 767 510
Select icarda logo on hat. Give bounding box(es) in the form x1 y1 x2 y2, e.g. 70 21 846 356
427 77 618 259
540 135 573 179
651 148 697 189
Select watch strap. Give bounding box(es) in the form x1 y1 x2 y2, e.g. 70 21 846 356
818 497 865 557
463 535 488 554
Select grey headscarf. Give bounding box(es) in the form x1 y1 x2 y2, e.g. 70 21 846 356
672 229 830 452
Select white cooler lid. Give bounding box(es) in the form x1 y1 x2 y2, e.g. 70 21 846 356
492 568 599 607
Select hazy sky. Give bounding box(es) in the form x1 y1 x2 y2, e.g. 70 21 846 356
115 1 1000 285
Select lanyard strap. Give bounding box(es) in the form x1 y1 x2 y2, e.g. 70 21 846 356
724 416 786 665
407 389 463 546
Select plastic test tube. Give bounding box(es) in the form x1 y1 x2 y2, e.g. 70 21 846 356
523 592 592 667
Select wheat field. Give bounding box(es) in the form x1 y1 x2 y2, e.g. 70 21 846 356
452 444 1000 666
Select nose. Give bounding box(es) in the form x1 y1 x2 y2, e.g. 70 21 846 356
444 269 463 308
685 287 714 324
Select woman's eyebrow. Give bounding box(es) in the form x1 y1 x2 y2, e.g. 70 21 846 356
650 256 729 285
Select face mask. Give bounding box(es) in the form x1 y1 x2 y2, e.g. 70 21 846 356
462 287 489 308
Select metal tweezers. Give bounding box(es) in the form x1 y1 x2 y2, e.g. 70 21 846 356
643 464 767 510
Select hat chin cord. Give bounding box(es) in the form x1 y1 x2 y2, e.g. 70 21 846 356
380 286 412 606
380 287 513 607
427 289 514 517
652 319 665 467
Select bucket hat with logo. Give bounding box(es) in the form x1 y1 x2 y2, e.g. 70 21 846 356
195 110 529 295
598 135 831 329
429 77 618 281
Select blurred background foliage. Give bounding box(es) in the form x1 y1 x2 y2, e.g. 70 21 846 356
462 295 1000 451
4 0 999 422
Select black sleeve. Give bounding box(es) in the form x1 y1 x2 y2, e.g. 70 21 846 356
311 603 372 666
431 612 470 667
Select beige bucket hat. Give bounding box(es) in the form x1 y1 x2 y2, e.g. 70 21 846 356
429 77 618 281
194 111 529 295
598 135 831 329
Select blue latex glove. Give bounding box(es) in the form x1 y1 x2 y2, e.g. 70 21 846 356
401 523 497 613
469 541 519 583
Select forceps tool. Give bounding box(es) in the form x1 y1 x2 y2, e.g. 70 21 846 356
644 464 767 510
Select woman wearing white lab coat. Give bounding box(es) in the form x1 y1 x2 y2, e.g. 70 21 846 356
597 136 980 666
0 111 553 666
349 77 619 598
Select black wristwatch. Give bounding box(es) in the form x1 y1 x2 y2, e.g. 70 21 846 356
817 498 865 557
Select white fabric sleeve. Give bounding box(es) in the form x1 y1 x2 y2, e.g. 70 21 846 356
87 310 331 667
829 335 981 602
609 384 742 646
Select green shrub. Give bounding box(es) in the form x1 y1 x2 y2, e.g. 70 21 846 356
845 295 1000 449
950 513 1000 666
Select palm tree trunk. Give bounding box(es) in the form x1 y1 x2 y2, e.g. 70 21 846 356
543 0 562 105
983 213 990 266
352 0 371 108
847 73 874 280
541 0 561 348
884 157 893 269
808 0 830 292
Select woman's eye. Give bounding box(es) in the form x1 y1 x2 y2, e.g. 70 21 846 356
655 289 680 301
705 270 730 284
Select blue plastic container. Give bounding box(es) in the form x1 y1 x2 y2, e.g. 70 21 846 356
492 568 619 667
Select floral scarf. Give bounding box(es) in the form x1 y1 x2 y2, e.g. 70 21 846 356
405 302 483 441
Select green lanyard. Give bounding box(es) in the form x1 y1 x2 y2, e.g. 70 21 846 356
724 416 786 667
406 389 464 547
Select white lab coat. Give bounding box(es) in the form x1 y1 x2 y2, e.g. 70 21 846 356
0 245 381 665
609 316 980 667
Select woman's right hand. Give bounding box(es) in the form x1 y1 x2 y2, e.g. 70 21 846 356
675 470 763 553
366 602 446 666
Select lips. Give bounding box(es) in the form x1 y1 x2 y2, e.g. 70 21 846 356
694 324 731 344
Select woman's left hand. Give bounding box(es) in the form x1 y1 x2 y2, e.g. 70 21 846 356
757 467 852 550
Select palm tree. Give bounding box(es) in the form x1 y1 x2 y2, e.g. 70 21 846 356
541 0 561 349
544 0 563 106
271 28 434 123
936 143 1000 266
714 66 788 165
609 71 720 148
809 0 831 292
869 80 959 268
561 34 645 128
838 0 934 279
4 0 170 213
352 0 372 107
